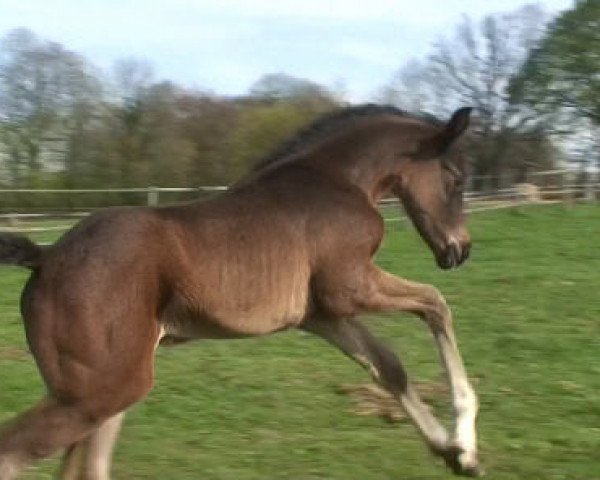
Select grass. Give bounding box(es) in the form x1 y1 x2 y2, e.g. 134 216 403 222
1 203 599 479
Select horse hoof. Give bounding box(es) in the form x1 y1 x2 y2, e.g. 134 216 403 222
433 442 484 477
456 458 484 477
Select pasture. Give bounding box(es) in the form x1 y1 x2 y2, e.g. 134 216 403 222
0 204 599 479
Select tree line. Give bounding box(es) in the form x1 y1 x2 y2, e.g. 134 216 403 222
0 1 597 205
0 29 338 193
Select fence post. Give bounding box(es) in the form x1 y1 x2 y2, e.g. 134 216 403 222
583 171 593 201
558 170 565 201
147 187 159 206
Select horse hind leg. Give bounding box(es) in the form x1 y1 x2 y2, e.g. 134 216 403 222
0 382 145 480
0 323 160 479
0 398 101 480
60 441 86 480
302 316 480 477
59 412 125 480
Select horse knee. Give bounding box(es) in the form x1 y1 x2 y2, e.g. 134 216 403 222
421 286 452 329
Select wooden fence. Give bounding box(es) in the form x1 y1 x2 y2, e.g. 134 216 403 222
0 170 598 234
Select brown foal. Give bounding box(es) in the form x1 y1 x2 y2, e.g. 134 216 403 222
0 105 481 478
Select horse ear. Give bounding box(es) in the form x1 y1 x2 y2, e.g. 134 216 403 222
437 107 472 151
416 107 472 159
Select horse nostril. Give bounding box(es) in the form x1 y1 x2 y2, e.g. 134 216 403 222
462 243 471 261
453 244 462 266
446 243 459 268
437 238 469 269
446 238 461 266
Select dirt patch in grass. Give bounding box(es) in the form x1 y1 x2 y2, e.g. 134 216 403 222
338 381 449 423
0 346 30 361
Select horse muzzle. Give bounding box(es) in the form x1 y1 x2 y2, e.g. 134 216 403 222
436 238 471 270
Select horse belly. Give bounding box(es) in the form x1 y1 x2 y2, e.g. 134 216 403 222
166 266 311 338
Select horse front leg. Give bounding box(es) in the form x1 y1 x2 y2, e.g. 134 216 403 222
302 316 475 476
364 267 481 475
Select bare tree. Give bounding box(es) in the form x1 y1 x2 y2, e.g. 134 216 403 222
383 5 554 189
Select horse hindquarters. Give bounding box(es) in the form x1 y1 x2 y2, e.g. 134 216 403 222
0 265 162 479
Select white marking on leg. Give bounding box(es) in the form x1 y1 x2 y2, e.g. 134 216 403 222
355 354 382 382
358 355 449 451
400 385 450 451
155 326 166 351
0 454 24 480
85 413 125 480
453 379 478 466
435 330 479 466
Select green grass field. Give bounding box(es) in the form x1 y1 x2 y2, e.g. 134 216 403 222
1 204 599 479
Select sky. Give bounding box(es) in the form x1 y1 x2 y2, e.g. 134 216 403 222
0 0 574 101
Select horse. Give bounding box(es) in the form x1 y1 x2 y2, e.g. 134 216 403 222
0 104 481 478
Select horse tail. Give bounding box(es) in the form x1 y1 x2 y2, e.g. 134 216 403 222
0 233 44 270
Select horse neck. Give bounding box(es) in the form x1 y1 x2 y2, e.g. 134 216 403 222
298 124 404 205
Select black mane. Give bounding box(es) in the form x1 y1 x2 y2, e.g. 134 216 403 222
251 103 443 172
